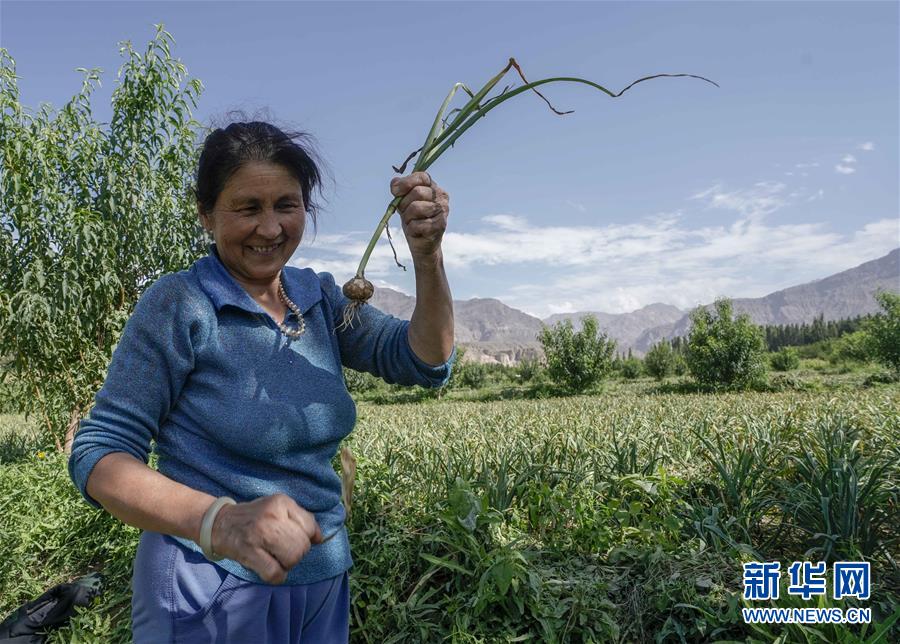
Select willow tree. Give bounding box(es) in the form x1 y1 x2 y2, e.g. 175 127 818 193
0 25 207 452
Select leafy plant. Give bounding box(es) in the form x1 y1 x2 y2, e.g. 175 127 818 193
830 330 870 365
538 315 616 394
645 340 679 380
458 361 489 390
860 290 900 376
0 26 205 451
3 387 899 642
780 414 896 561
770 346 801 371
515 357 542 383
343 367 383 394
618 356 643 380
685 298 768 390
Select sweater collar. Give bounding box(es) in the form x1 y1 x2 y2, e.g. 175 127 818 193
192 243 322 315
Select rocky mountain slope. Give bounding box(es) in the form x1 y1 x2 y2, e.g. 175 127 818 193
368 248 899 363
632 248 899 354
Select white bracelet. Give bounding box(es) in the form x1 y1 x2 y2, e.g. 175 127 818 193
199 496 236 561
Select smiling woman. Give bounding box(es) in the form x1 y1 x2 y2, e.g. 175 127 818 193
66 119 457 643
198 161 307 325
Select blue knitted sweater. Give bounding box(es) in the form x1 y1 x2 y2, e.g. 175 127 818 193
68 243 455 585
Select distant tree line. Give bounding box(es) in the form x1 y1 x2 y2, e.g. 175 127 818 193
548 295 898 392
340 292 899 398
760 313 873 351
631 312 874 357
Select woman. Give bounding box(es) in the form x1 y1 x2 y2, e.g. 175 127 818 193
67 121 456 643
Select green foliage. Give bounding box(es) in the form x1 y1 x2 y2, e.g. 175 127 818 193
685 298 768 390
860 290 900 375
538 315 616 393
342 367 383 394
673 352 688 376
458 361 488 389
0 425 139 643
515 357 541 383
0 26 207 448
781 415 896 561
769 346 800 371
769 372 818 392
831 330 870 364
863 370 900 386
644 340 678 380
618 356 643 379
443 348 492 390
4 388 899 642
762 312 871 351
0 369 26 414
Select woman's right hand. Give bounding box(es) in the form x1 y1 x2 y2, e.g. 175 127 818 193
209 494 323 585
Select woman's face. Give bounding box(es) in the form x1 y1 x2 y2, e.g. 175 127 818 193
199 161 305 289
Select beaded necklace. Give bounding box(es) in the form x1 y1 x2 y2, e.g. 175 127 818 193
276 274 306 338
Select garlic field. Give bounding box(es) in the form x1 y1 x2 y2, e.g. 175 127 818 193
1 387 898 642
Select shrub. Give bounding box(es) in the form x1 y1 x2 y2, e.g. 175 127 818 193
515 358 541 383
860 290 900 375
538 315 616 394
644 341 678 380
796 340 834 362
343 367 382 394
673 352 688 376
770 347 800 371
459 361 489 389
863 370 900 386
830 331 869 364
770 373 814 391
685 298 767 390
619 357 643 379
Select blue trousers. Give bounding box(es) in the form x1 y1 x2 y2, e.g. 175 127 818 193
131 530 349 643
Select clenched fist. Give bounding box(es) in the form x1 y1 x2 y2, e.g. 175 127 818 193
210 493 323 585
390 171 450 260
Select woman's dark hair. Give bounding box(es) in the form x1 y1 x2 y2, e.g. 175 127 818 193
193 116 331 234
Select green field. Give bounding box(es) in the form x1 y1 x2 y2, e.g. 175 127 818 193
1 375 898 642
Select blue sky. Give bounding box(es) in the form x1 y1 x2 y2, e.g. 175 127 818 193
2 1 898 318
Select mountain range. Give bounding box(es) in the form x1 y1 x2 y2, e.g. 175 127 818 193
370 248 900 364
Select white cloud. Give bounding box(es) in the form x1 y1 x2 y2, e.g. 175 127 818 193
565 200 587 213
436 210 691 271
491 215 897 317
294 257 358 277
834 151 862 175
481 214 528 231
690 181 787 221
291 180 898 318
305 232 359 246
795 162 820 169
546 301 577 315
858 142 875 151
847 219 900 252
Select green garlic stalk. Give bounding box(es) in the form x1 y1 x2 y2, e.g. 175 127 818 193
339 58 718 331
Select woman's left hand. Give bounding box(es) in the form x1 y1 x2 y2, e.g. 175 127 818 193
391 171 450 260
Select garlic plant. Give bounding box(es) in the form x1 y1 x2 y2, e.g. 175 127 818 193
340 58 717 330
